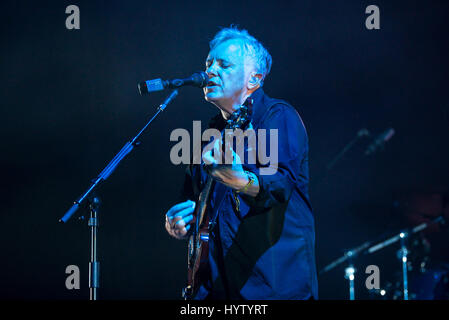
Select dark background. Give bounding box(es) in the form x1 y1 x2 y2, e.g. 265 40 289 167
1 0 448 300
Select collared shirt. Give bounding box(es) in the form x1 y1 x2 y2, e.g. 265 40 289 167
181 88 318 300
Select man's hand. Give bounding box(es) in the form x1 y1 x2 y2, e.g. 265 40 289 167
203 137 249 189
203 137 259 197
165 200 195 239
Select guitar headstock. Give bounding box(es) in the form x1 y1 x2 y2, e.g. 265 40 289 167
226 104 250 130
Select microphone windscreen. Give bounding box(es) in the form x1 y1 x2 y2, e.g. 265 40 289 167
191 71 209 88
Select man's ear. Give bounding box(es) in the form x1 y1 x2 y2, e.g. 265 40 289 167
248 73 263 90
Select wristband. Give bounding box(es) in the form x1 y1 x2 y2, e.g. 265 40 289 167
236 171 255 193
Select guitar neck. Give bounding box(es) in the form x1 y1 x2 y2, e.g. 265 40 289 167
195 176 214 233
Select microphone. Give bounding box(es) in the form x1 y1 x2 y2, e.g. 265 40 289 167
357 128 371 138
138 71 208 95
365 127 395 155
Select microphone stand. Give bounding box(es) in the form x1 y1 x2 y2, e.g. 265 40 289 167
59 89 179 300
326 129 370 170
88 197 100 300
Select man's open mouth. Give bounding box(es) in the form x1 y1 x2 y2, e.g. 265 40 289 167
207 81 219 87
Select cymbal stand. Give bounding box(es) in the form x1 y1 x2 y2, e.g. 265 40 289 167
344 252 356 300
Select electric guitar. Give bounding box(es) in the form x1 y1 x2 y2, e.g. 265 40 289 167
182 104 251 299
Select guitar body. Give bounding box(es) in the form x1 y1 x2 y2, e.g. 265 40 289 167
185 214 210 298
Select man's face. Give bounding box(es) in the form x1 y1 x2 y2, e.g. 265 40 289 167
203 39 253 111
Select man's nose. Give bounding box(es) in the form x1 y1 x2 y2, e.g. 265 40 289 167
206 61 219 76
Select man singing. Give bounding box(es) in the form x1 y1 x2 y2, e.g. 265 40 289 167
165 26 318 300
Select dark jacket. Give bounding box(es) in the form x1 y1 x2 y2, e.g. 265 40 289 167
182 88 318 300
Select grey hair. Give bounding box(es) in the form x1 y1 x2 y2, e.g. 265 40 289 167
209 26 272 85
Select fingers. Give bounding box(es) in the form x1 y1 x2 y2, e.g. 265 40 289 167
203 138 222 166
168 212 194 233
204 136 243 167
167 205 195 227
166 200 195 218
165 215 192 239
175 224 190 238
173 213 194 227
165 200 196 240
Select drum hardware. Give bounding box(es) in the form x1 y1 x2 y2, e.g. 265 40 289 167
321 215 446 300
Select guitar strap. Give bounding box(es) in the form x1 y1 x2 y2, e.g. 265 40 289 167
207 179 228 232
